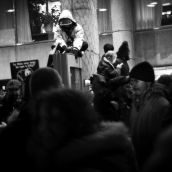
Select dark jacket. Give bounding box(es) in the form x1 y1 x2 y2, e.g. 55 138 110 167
114 58 129 76
53 122 138 172
97 56 120 81
131 83 172 170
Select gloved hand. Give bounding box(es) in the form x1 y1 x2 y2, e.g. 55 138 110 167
117 63 123 69
60 45 67 53
72 47 79 58
56 44 67 53
51 44 56 49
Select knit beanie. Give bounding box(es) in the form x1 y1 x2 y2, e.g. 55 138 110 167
130 61 155 82
30 67 63 97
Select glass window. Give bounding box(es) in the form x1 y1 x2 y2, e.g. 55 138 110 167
97 0 112 35
0 0 15 46
161 3 172 25
28 0 61 42
133 0 172 30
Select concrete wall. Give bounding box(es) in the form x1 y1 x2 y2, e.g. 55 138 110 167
134 28 172 66
61 0 100 86
0 0 136 82
0 41 52 79
111 0 135 68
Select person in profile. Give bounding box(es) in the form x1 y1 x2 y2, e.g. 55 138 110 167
114 41 130 76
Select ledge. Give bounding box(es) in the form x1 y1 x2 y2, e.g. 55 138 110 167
0 40 55 48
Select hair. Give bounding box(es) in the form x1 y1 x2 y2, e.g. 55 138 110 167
116 41 130 60
157 74 172 87
29 67 63 97
27 89 100 170
6 79 21 90
103 43 114 53
157 74 172 104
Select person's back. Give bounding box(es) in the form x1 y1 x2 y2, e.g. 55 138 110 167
0 67 64 171
131 83 172 170
142 125 172 172
26 89 138 172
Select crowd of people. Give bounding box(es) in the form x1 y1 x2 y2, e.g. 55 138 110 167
0 9 172 172
0 41 171 172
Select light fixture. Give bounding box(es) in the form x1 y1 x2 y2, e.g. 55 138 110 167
154 27 159 30
162 3 171 6
147 4 155 7
6 9 15 13
166 11 171 15
98 8 107 12
16 43 23 46
150 2 158 5
100 32 111 36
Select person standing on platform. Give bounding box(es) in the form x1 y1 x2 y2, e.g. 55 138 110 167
47 9 88 67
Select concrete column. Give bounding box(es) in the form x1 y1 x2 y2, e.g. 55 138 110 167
111 0 135 68
60 0 100 85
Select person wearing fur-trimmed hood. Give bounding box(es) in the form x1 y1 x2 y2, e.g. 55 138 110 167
97 50 123 81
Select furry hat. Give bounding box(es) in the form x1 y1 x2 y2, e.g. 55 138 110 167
130 61 155 82
30 67 63 97
104 51 116 63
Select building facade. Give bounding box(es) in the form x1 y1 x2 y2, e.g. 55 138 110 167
0 0 172 89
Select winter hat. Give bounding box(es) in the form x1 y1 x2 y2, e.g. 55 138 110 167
58 9 76 24
104 43 114 53
6 79 21 90
30 67 63 97
130 61 155 82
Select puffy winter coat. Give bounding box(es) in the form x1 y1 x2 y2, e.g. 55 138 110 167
53 10 84 50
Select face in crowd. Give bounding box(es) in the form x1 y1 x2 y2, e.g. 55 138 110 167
6 87 21 103
130 78 151 98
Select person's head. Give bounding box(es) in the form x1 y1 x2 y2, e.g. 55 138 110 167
29 67 63 98
157 74 172 90
103 44 114 54
104 50 116 63
157 74 172 103
116 41 130 61
130 61 155 96
58 10 76 30
5 79 22 102
27 89 99 170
